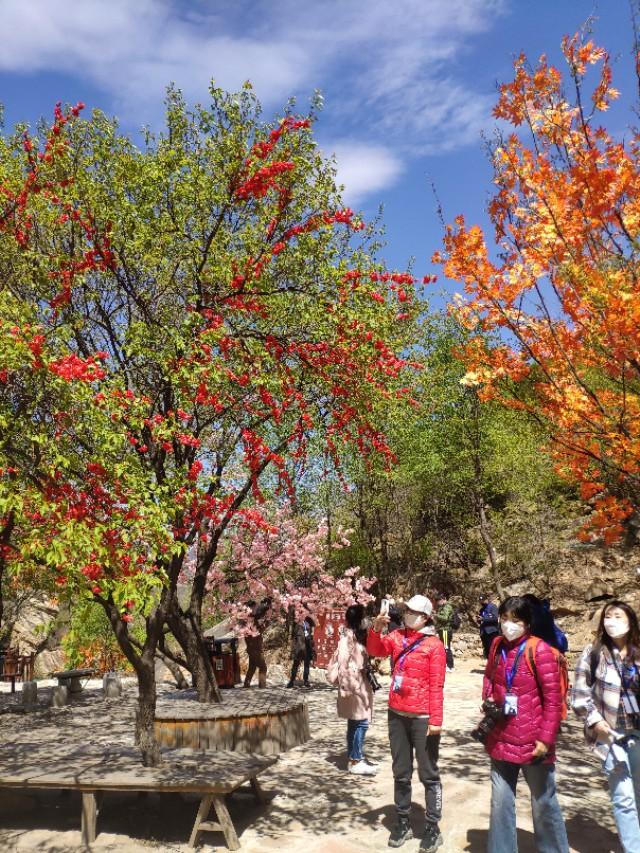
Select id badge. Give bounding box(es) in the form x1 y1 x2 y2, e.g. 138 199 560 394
503 693 518 716
393 675 404 693
623 694 640 715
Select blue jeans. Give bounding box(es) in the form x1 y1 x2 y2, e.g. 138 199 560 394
347 718 369 761
488 759 569 853
603 740 640 853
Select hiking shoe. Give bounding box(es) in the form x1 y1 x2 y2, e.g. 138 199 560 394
285 682 295 688
419 824 443 853
302 681 311 689
348 760 377 776
388 817 413 848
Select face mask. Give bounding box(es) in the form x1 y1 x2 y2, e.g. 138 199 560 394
501 621 526 642
404 613 423 629
604 618 630 639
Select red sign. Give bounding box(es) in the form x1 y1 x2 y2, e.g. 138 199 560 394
314 609 345 668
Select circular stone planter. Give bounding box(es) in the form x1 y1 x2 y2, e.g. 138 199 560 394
154 687 310 755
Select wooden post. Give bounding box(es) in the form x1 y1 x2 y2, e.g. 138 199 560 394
212 795 240 850
81 791 97 845
188 794 213 848
250 776 266 804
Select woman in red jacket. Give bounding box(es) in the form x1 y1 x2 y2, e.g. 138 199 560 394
368 594 446 853
480 595 568 853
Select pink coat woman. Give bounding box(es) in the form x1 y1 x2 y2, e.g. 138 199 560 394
326 605 377 775
327 628 374 720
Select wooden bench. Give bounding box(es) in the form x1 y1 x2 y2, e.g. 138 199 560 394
0 742 276 849
51 667 96 693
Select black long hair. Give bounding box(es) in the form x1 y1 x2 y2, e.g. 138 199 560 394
346 604 367 646
596 600 640 660
498 596 533 627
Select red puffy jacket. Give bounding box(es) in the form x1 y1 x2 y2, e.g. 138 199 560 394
482 633 563 765
367 628 446 725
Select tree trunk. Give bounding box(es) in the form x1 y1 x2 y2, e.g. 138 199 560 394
155 648 189 690
476 498 505 600
134 656 162 767
166 597 221 703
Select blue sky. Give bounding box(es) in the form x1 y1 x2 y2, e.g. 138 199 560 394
0 1 634 298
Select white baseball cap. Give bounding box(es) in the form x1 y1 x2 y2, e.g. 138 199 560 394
405 595 433 617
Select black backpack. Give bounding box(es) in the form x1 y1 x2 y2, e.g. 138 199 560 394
451 609 462 630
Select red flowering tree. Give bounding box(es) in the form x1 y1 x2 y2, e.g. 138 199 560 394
437 34 640 545
0 87 419 764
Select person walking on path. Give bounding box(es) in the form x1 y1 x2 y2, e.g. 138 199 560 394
481 595 568 853
287 612 315 688
368 594 446 853
479 593 500 659
243 598 270 688
326 604 377 776
435 592 455 671
572 600 640 853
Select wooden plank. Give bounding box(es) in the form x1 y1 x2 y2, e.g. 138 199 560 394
212 794 240 851
188 793 213 848
0 744 276 794
81 791 97 845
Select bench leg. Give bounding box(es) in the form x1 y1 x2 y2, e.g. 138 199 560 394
250 776 266 804
81 792 97 845
212 795 240 851
188 794 213 848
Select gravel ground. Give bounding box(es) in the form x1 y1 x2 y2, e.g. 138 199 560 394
0 660 623 852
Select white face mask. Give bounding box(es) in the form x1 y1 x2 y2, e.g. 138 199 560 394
604 617 630 639
404 612 424 629
501 620 526 642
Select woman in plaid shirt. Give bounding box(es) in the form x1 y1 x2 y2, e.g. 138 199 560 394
572 600 640 853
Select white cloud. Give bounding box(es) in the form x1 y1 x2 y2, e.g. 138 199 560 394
0 0 506 198
329 142 404 204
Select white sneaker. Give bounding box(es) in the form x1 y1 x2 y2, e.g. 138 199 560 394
348 760 377 776
363 757 379 768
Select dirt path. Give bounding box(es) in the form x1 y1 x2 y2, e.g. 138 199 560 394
0 659 623 851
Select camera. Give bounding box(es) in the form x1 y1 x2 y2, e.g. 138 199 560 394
470 698 504 744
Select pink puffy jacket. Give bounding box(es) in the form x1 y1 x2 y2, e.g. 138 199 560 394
367 628 446 725
482 634 563 765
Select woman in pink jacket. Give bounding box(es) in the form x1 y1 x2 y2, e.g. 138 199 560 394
480 595 568 853
327 604 377 776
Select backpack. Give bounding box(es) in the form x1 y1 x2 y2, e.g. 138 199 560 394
451 609 462 631
487 636 570 721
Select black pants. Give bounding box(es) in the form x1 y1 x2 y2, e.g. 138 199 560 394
481 629 498 658
388 709 442 826
289 640 313 684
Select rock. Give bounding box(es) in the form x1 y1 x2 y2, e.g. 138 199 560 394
103 673 122 698
50 686 69 707
22 681 37 707
585 581 614 603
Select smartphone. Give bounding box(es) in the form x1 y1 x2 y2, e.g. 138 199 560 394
380 598 393 616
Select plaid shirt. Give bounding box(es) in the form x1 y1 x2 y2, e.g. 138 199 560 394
571 642 640 758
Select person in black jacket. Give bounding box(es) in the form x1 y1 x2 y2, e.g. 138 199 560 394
478 593 500 658
286 613 316 688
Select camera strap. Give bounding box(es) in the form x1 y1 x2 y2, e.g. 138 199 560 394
391 635 427 674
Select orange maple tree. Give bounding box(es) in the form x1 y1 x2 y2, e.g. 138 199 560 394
436 33 640 544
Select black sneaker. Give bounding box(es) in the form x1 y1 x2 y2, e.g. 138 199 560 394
419 824 443 853
388 817 413 848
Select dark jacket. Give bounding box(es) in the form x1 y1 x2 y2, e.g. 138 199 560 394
291 618 315 661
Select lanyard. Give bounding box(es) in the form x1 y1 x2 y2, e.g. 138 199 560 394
394 634 425 675
502 641 527 692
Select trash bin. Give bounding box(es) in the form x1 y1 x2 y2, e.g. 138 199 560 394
204 636 241 688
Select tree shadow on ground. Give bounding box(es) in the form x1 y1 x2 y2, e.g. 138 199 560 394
466 827 536 852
